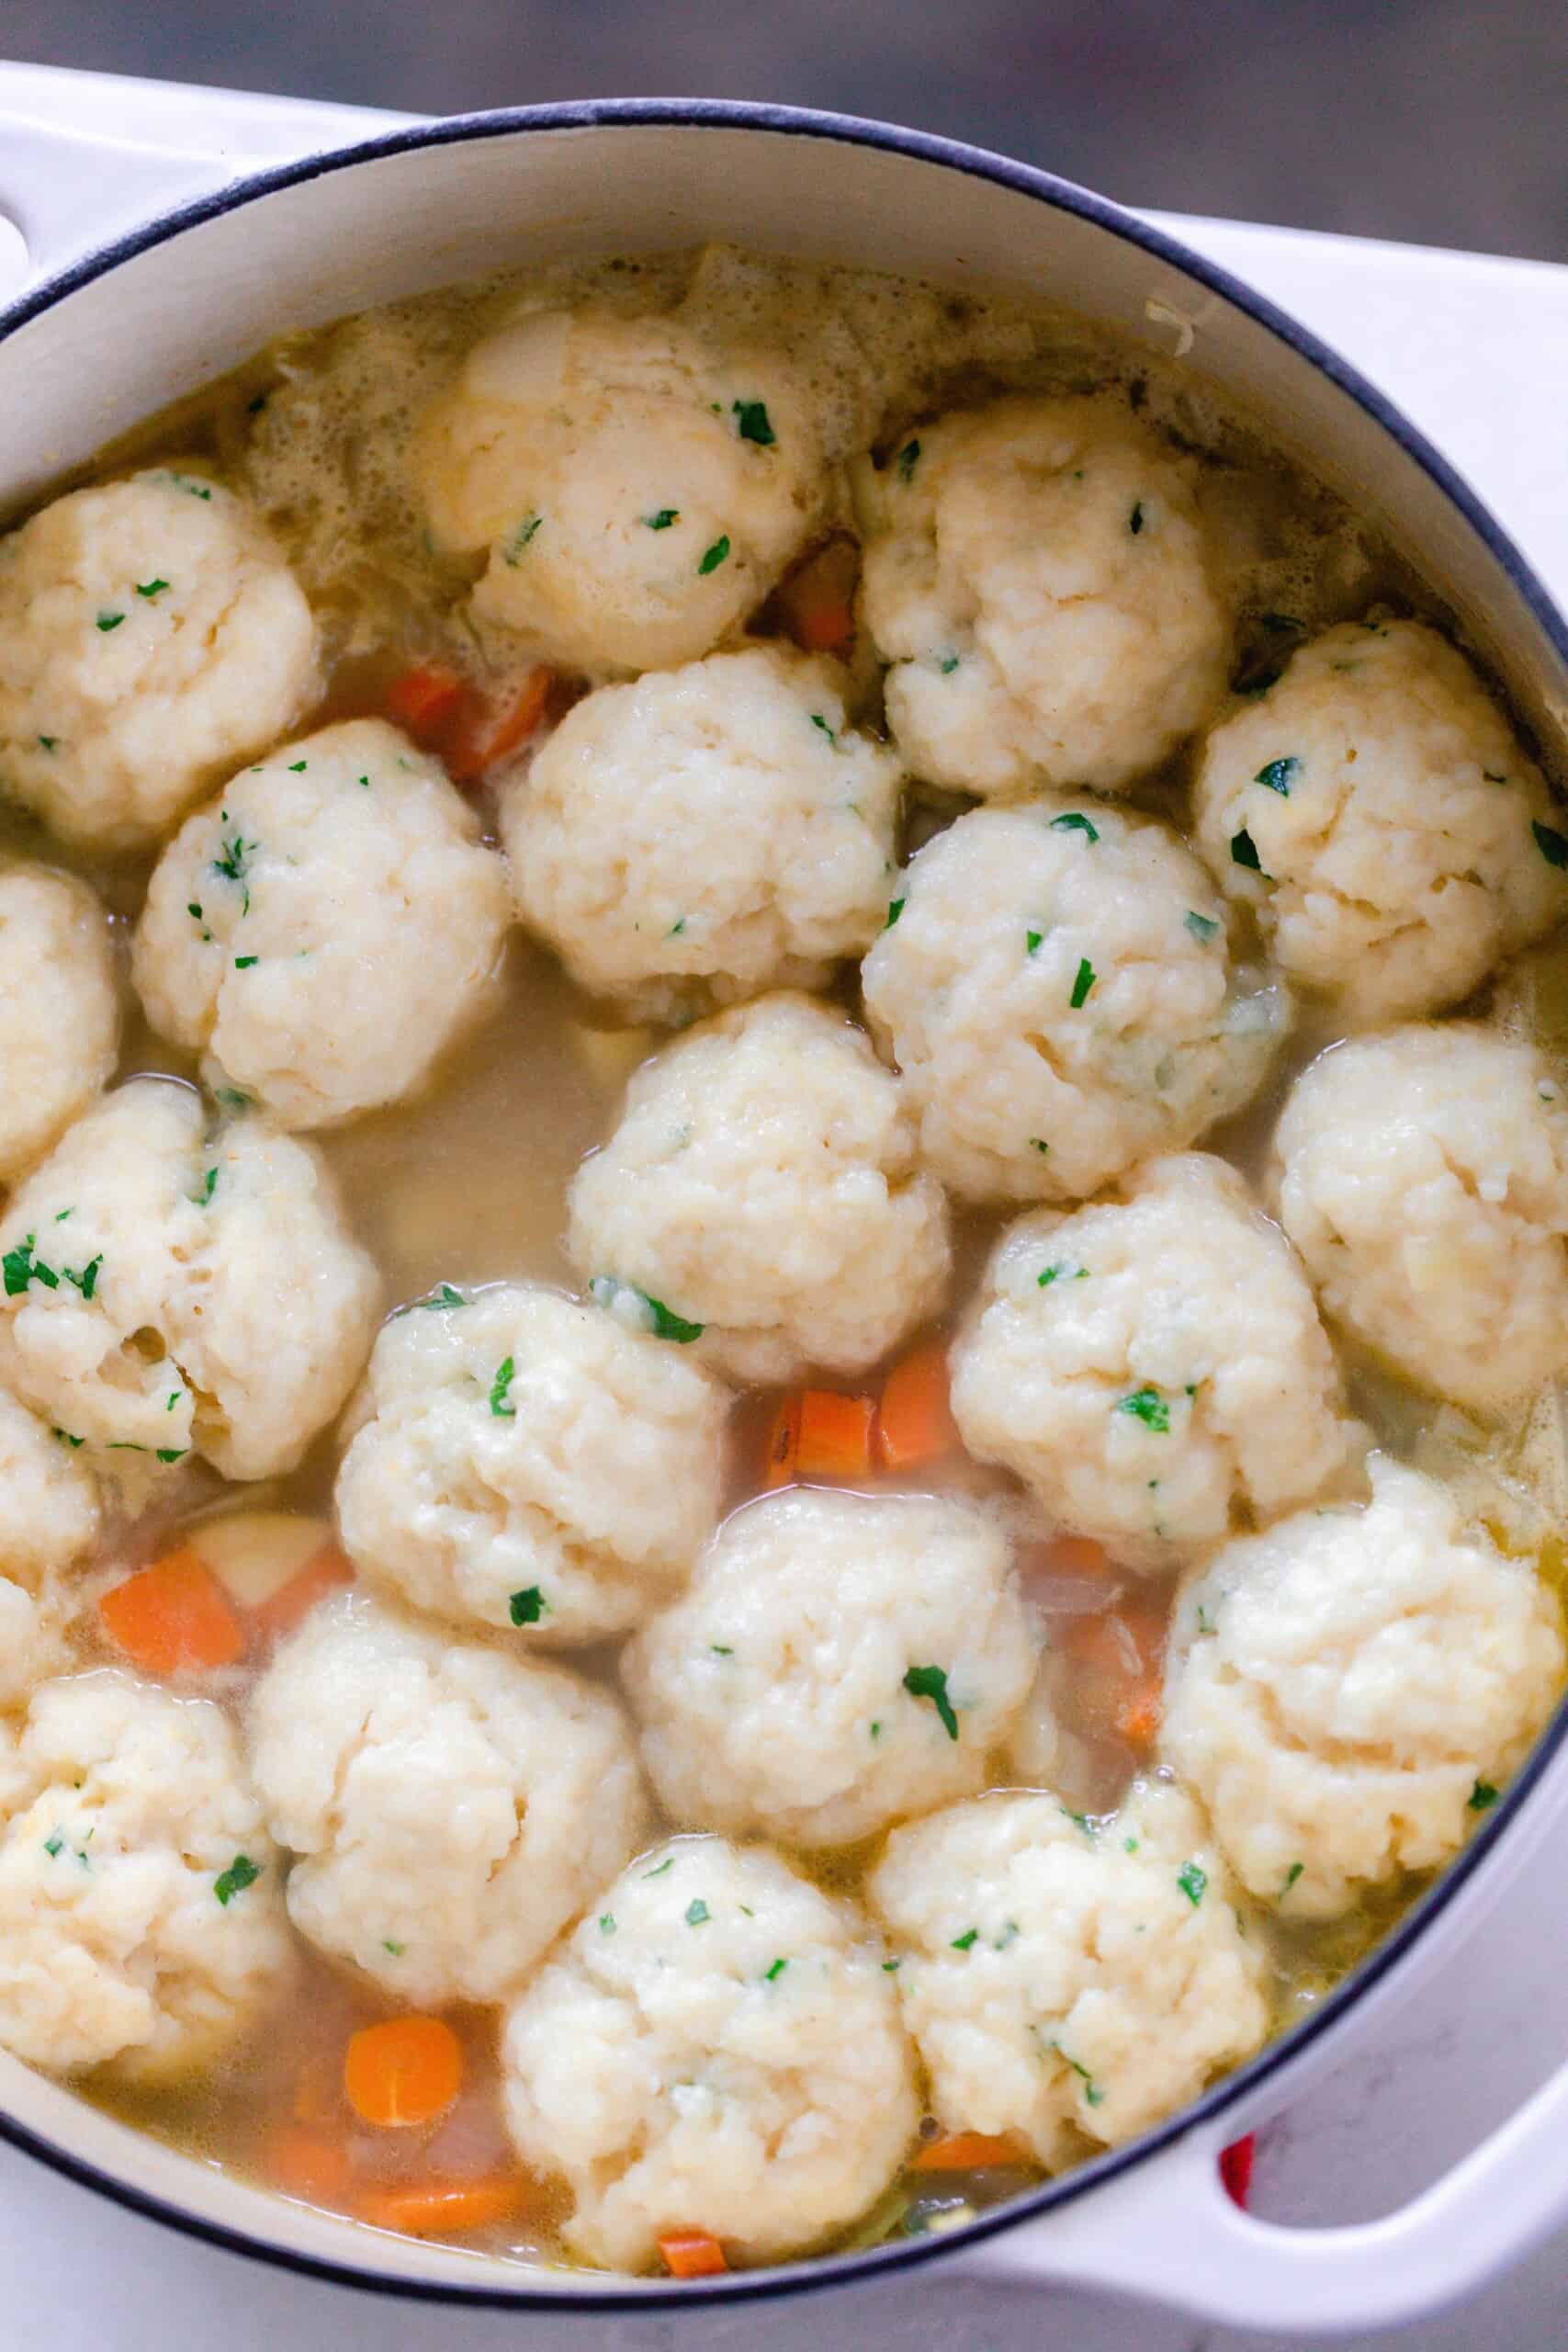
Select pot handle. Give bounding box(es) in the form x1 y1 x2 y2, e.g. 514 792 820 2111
966 2051 1568 2333
0 65 408 293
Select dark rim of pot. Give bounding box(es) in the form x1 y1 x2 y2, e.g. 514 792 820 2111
2 94 1566 2313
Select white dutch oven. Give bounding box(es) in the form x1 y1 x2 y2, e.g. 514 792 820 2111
3 66 1568 2340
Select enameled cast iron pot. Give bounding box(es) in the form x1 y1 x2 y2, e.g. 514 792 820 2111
3 74 1568 2339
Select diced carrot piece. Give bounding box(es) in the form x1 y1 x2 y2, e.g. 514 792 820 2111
98 1549 245 1677
263 2122 355 2204
254 1543 355 1638
761 1391 802 1490
446 663 554 781
357 2175 536 2236
773 536 859 655
1115 1679 1164 1748
909 2130 1028 2174
659 2229 729 2278
1220 2133 1256 2209
387 664 467 742
1040 1534 1112 1579
344 2017 463 2129
795 1389 876 1480
875 1341 958 1471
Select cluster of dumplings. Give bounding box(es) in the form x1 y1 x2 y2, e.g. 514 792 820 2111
0 280 1562 2277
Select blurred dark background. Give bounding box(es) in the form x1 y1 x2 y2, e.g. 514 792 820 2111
7 0 1566 262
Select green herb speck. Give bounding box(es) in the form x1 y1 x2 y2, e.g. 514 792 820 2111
1069 956 1096 1008
214 1855 261 1905
509 1587 546 1626
490 1356 517 1418
685 1898 711 1927
732 400 775 446
1116 1386 1169 1432
697 534 730 575
1177 1860 1207 1906
903 1663 958 1740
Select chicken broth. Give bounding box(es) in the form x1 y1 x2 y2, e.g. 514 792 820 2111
0 242 1563 2278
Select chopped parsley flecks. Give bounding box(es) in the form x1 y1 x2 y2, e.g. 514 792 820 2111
668 917 687 937
1116 1385 1170 1432
903 1663 959 1741
3 1234 59 1297
62 1255 101 1301
187 901 204 922
199 1168 218 1204
1185 910 1220 942
588 1274 704 1344
1469 1781 1500 1812
886 897 906 929
1254 756 1300 796
765 1957 789 1982
710 1645 734 1657
156 1448 186 1464
489 1355 517 1417
896 439 920 484
52 1430 85 1448
1038 1261 1088 1288
1196 1603 1216 1636
732 400 775 447
42 1833 63 1859
383 1939 405 1956
685 1899 711 1928
233 955 258 970
882 1958 901 1973
1129 502 1145 535
214 1855 261 1906
1055 2045 1105 2107
1230 828 1263 873
950 1928 979 1951
166 1392 181 1411
503 514 543 564
599 1914 616 1935
509 1587 546 1626
1026 929 1043 956
1063 1808 1095 1836
810 713 837 745
1284 1861 1304 1893
1533 820 1568 870
37 736 58 752
1030 1138 1049 1155
643 1857 674 1879
217 1088 252 1114
168 474 212 500
287 760 307 774
644 508 680 530
1123 1838 1140 1854
1177 1860 1208 1907
1069 957 1097 1009
869 1719 882 1740
135 578 170 600
96 611 125 633
389 1283 467 1319
52 1209 71 1223
211 831 256 913
939 653 960 674
1050 811 1100 844
697 534 730 575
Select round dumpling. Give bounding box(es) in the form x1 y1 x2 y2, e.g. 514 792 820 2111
1271 1024 1568 1416
501 1834 917 2270
417 308 824 673
1161 1459 1564 1917
568 991 951 1385
0 1669 292 2081
1191 620 1566 1022
625 1489 1037 1847
246 1591 649 2005
0 865 118 1185
132 719 508 1130
336 1283 728 1645
503 645 903 1022
0 1079 380 1479
0 1386 101 1709
0 470 320 848
951 1155 1358 1565
869 1778 1267 2166
854 397 1230 798
863 803 1291 1205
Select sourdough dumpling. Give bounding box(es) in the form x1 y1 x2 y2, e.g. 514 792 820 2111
1271 1025 1568 1416
568 992 951 1385
862 802 1290 1205
1191 620 1566 1022
951 1156 1358 1565
0 1386 101 1709
1161 1460 1564 1917
625 1489 1037 1847
0 471 320 848
132 720 508 1130
855 397 1230 797
869 1779 1266 2166
0 1080 379 1479
418 308 824 673
503 646 902 1022
0 1670 292 2081
0 866 118 1185
501 1835 917 2271
247 1592 648 2005
336 1283 728 1645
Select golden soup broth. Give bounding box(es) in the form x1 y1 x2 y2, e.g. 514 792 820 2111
6 242 1565 2273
